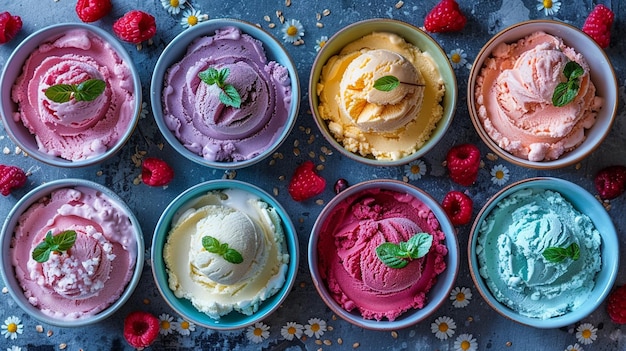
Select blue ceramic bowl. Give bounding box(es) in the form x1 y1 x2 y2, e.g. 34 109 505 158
468 177 619 328
150 19 300 170
0 179 144 327
308 179 459 330
0 23 142 168
151 180 299 330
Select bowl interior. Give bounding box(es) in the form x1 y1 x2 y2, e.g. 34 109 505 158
151 179 299 330
468 177 619 328
0 23 142 168
150 19 300 170
308 19 457 167
467 20 618 169
0 179 144 327
308 180 459 330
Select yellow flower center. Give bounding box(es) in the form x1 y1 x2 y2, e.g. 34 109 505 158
170 0 179 7
287 25 298 36
311 324 320 332
161 320 170 330
461 340 471 350
495 170 505 179
188 16 198 26
411 165 421 175
456 292 466 301
319 41 326 48
254 328 263 336
543 0 553 9
7 323 17 333
438 323 448 332
582 329 592 339
181 321 190 330
451 53 462 63
288 326 296 334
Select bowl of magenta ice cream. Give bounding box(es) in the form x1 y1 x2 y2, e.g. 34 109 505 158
0 23 142 168
309 19 457 167
468 20 618 169
151 179 299 330
0 179 144 327
309 179 459 330
468 177 619 328
151 19 300 169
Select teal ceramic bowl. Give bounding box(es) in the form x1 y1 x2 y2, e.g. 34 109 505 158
0 179 144 327
151 180 299 330
309 19 457 167
151 19 300 170
468 177 619 328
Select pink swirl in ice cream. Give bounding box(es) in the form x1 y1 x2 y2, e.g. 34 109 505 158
317 188 448 321
162 26 292 162
11 28 136 161
475 31 602 162
10 186 137 320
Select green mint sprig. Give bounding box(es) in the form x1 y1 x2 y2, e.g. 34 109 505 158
198 67 242 108
542 242 580 263
31 230 77 263
44 79 106 103
552 61 584 107
375 233 433 269
373 75 425 92
202 235 243 264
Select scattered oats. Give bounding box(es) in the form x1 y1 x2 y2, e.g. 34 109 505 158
133 176 141 185
575 162 582 170
3 147 9 154
506 341 513 347
402 175 409 182
316 164 324 171
15 146 22 155
278 175 285 181
319 155 326 162
316 12 322 21
263 15 271 22
2 287 8 293
255 23 261 28
273 152 280 159
273 187 279 196
308 151 316 158
143 298 150 304
299 125 306 132
327 326 334 331
157 142 164 150
285 0 291 6
467 316 474 322
321 146 330 155
308 135 316 144
391 331 398 339
47 330 54 337
36 325 44 333
59 343 67 350
293 148 301 156
324 339 332 346
316 22 324 28
338 338 343 345
441 160 447 167
479 160 485 168
395 0 404 8
268 23 276 29
322 9 331 16
315 339 323 345
276 10 282 17
136 43 143 51
293 39 304 46
269 159 276 166
486 152 498 161
224 170 237 179
332 315 337 321
315 199 324 205
96 170 103 176
300 282 306 288
353 342 360 348
293 139 300 147
305 127 311 134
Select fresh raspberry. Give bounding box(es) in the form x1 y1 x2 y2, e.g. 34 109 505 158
112 10 156 44
75 0 112 23
141 157 174 187
424 0 467 33
446 143 480 186
607 285 626 324
582 4 614 49
0 165 27 196
0 11 22 44
288 161 326 201
594 165 626 200
442 191 473 226
123 311 160 349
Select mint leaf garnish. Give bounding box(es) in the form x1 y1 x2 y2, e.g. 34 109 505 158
198 67 242 108
552 61 584 107
375 233 433 269
201 235 243 264
542 242 580 263
44 79 106 103
31 230 77 263
373 75 400 92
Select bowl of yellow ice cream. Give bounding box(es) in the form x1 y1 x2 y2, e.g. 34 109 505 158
309 18 457 167
151 179 299 330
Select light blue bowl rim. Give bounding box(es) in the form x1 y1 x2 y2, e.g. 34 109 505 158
150 18 301 170
308 179 459 330
0 179 145 327
151 179 300 330
468 177 620 328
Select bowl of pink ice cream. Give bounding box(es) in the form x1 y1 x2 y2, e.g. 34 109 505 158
151 19 300 169
0 23 142 168
309 179 459 330
0 179 144 327
468 20 618 169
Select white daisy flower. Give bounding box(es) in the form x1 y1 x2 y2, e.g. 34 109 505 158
246 322 270 343
158 313 175 336
7 346 21 351
450 286 472 308
490 164 510 186
315 35 328 52
304 318 327 338
404 159 427 180
1 317 23 340
161 0 187 15
139 101 149 119
566 343 584 351
454 333 478 351
280 321 303 340
173 318 196 336
281 19 304 43
430 316 456 340
181 9 208 29
576 323 598 345
536 0 561 16
448 48 468 69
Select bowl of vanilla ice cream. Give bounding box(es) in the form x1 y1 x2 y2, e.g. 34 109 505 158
309 18 457 167
152 179 299 330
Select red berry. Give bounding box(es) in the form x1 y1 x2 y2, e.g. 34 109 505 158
0 11 22 44
594 165 626 200
141 157 174 187
607 285 626 324
123 311 160 349
582 4 614 49
0 165 27 196
446 143 480 186
288 161 326 201
75 0 112 23
424 0 467 33
113 10 156 44
442 190 473 226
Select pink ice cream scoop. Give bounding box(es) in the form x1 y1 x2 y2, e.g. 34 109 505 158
317 188 448 321
162 26 292 162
